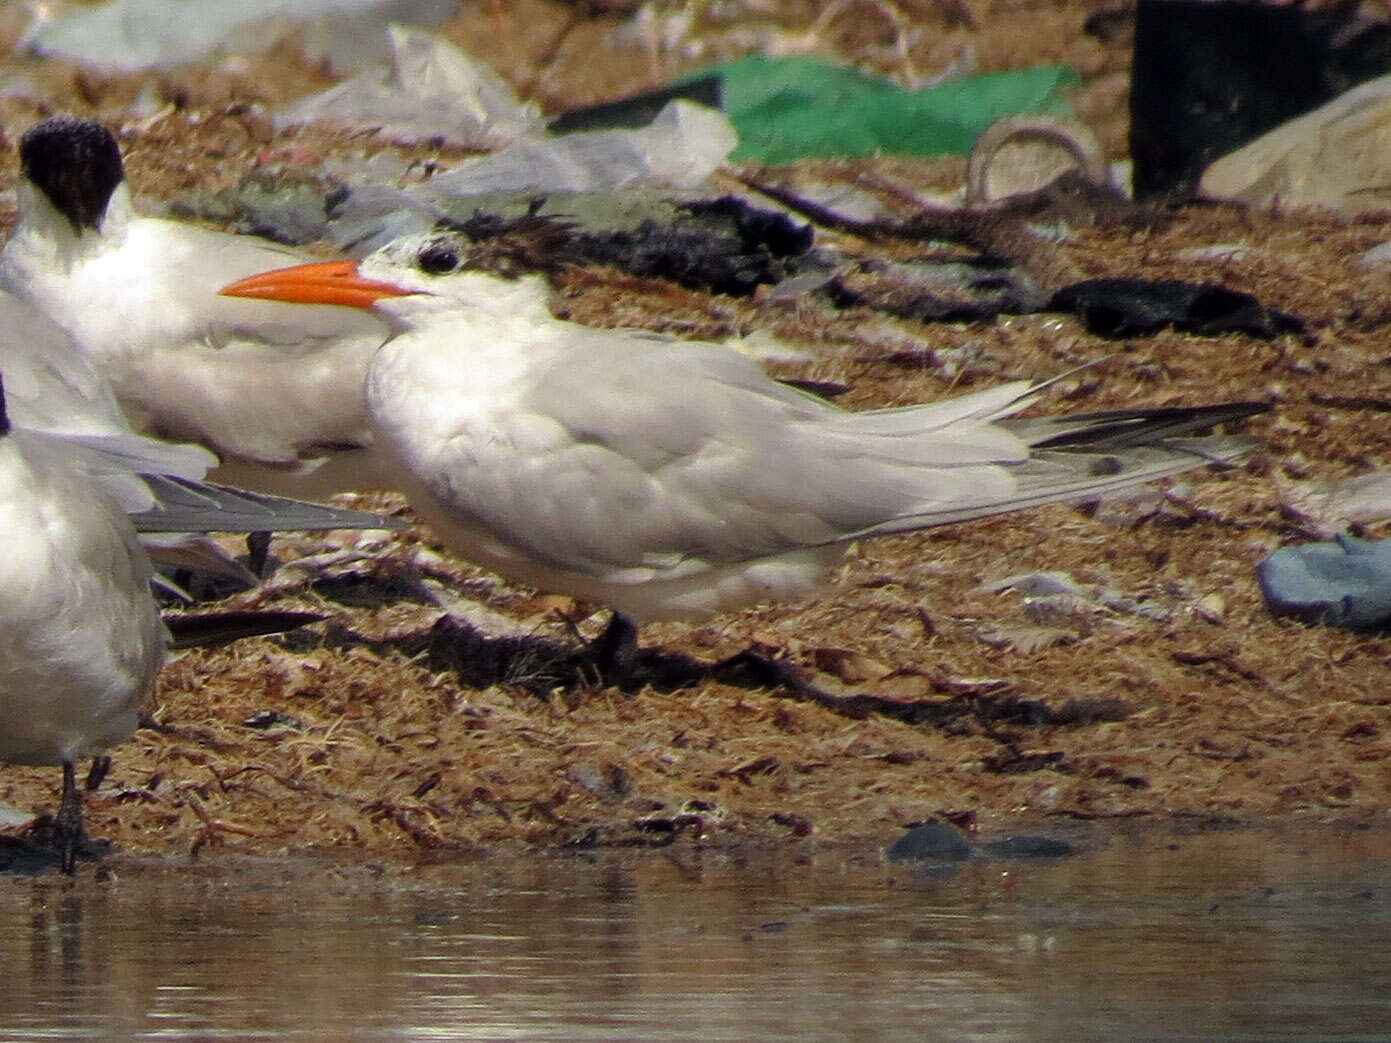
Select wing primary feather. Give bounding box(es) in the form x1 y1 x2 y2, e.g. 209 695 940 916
132 476 405 533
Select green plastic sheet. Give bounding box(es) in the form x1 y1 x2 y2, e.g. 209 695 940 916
693 55 1080 164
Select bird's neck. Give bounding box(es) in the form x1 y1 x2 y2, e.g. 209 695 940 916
375 271 557 334
10 179 134 265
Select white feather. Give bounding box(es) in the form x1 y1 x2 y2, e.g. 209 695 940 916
1 178 391 496
353 232 1259 623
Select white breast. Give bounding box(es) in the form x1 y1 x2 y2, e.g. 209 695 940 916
0 431 164 765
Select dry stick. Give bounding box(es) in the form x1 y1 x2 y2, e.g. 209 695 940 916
734 171 1087 294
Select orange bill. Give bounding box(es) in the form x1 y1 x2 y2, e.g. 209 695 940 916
219 260 409 309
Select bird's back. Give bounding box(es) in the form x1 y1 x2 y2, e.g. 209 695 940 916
1 191 391 490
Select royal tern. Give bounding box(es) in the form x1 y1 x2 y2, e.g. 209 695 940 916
0 116 391 499
223 230 1265 679
0 333 364 869
0 373 167 872
0 332 355 871
0 284 402 581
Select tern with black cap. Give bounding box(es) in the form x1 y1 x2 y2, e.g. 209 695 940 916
0 283 404 578
0 116 391 499
224 230 1268 682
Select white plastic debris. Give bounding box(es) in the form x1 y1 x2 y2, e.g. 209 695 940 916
1201 72 1391 215
0 802 37 830
415 98 738 198
723 328 818 363
278 25 736 202
1359 241 1391 268
277 23 544 148
326 183 442 255
22 0 459 74
764 273 837 306
985 569 1175 626
974 623 1075 653
1174 244 1257 264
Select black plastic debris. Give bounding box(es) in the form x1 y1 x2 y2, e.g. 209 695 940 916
1050 278 1303 339
548 75 724 134
574 195 816 296
1257 535 1391 632
679 196 815 258
1131 0 1391 200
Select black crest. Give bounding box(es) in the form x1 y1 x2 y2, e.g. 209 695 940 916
434 200 582 279
20 117 126 234
0 372 9 437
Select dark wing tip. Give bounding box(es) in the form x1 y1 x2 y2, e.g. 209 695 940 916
1026 401 1271 450
20 116 125 234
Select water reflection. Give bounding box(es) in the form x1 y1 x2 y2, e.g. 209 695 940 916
0 827 1389 1040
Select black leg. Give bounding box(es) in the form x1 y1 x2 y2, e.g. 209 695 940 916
246 530 272 579
56 760 83 875
85 755 111 792
591 611 639 690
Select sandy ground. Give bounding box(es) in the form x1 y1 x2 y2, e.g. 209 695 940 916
0 0 1388 866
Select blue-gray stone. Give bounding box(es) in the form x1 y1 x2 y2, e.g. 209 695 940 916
1257 535 1391 632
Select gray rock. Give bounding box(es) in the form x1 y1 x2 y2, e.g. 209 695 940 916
887 822 973 862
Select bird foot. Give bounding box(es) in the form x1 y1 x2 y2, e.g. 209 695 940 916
56 761 85 875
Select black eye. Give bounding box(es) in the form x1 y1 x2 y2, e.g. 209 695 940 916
418 243 459 275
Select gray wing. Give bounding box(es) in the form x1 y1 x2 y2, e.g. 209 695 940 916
423 328 1262 582
17 427 214 514
18 427 401 533
132 476 405 533
422 328 1042 582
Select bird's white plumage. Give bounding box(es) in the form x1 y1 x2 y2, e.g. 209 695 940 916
351 235 1158 622
0 424 163 765
0 177 391 496
0 286 217 514
0 284 129 435
0 283 394 586
222 230 1257 624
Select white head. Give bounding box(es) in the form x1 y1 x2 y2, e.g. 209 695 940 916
220 229 557 330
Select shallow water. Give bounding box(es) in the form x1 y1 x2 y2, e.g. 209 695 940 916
0 826 1388 1041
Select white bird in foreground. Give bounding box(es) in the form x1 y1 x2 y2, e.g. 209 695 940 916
0 372 179 874
223 229 1265 679
0 116 391 499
